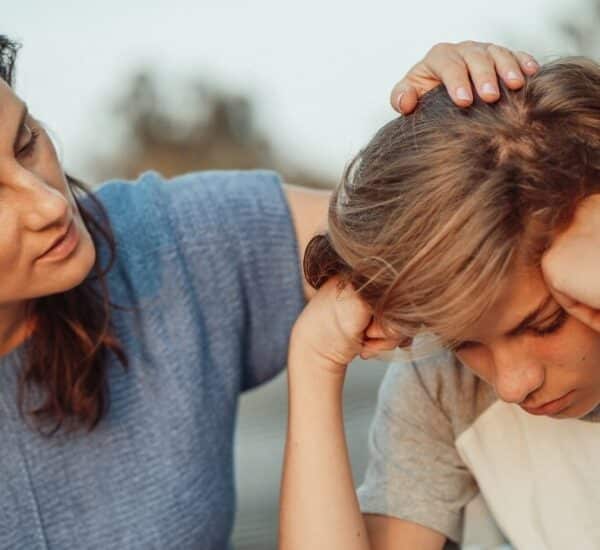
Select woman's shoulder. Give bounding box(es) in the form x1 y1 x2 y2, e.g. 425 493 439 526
83 168 304 391
90 171 168 256
90 169 285 254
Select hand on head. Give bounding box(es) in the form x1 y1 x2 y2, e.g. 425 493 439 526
389 40 539 115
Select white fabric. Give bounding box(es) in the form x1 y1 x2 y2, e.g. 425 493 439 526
457 400 600 550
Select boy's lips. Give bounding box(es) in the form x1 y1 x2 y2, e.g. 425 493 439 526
521 389 576 416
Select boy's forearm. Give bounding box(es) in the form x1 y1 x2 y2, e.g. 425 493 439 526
279 351 370 550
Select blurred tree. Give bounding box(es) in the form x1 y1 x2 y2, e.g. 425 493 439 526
93 69 333 189
557 0 600 56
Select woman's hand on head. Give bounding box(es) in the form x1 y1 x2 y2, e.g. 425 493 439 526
289 276 401 375
390 40 539 114
542 194 600 332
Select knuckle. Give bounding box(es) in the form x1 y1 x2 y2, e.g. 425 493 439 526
486 44 510 57
459 39 483 50
460 49 492 66
515 51 537 65
472 70 498 83
515 50 533 59
428 42 452 56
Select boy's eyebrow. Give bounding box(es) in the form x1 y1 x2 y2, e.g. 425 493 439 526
505 293 554 337
12 102 28 150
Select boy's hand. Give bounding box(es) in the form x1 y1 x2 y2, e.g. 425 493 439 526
542 194 600 332
290 276 401 374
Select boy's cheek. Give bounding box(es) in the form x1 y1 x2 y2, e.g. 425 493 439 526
455 349 494 385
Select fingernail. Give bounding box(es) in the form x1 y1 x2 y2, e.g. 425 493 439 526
396 91 405 111
456 87 472 101
482 82 498 95
526 59 539 70
507 70 521 81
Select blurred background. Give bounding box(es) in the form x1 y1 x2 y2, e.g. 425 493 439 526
4 1 600 548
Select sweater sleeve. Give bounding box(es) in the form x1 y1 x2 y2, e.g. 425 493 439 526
93 169 306 391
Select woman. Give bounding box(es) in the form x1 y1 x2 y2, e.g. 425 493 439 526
280 57 600 549
0 34 535 548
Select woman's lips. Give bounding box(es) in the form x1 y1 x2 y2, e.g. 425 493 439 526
521 389 576 416
37 220 79 262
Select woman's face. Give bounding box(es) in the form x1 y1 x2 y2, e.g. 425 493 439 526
0 81 95 307
454 261 600 419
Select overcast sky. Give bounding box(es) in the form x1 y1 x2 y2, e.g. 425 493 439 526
3 0 579 183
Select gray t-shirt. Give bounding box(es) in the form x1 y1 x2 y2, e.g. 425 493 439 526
357 347 600 549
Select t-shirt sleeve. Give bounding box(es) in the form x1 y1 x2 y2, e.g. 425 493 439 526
356 351 478 543
93 169 306 391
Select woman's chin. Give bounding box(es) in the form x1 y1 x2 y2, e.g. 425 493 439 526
34 235 97 297
63 236 97 291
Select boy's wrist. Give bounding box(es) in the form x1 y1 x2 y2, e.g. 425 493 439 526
288 322 358 377
287 339 349 385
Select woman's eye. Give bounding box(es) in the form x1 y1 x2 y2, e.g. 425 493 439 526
532 308 569 336
16 123 40 158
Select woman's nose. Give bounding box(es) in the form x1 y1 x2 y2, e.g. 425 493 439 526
492 350 545 404
17 173 70 231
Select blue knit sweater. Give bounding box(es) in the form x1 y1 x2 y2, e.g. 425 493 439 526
0 170 305 549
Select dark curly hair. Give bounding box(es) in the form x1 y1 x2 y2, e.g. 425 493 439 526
0 36 129 434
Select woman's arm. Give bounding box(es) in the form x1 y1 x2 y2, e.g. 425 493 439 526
282 183 330 301
278 277 445 549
